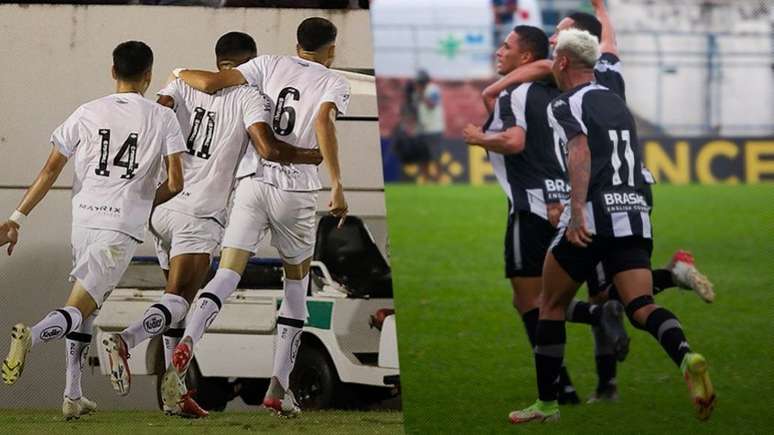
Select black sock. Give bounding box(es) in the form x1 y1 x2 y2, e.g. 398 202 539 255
644 307 691 366
652 269 675 295
534 319 566 402
592 325 617 390
521 308 539 348
566 300 601 326
558 365 576 394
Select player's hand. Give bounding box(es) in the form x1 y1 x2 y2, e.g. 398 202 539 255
329 185 348 229
0 221 19 256
462 124 483 145
547 202 564 228
566 209 592 247
590 0 606 11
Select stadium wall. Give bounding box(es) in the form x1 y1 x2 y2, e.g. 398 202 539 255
0 4 373 410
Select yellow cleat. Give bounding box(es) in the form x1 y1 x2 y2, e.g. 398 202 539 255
2 323 32 385
681 352 716 420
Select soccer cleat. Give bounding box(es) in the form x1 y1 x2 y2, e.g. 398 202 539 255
2 323 32 385
668 250 715 303
586 384 619 404
508 400 560 425
62 396 97 420
263 376 301 418
681 352 716 421
102 333 131 396
160 364 187 410
163 390 208 419
172 337 193 374
600 300 630 362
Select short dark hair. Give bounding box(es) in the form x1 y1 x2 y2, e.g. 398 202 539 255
297 17 337 52
567 12 602 41
215 32 257 60
112 41 153 81
513 25 549 61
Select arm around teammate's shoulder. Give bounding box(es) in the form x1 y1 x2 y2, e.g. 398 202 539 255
482 59 553 105
246 123 323 165
177 68 246 94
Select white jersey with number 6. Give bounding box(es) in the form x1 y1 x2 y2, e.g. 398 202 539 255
51 92 187 241
235 55 351 191
157 79 273 225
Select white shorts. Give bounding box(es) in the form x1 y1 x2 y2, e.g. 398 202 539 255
150 207 223 270
70 227 139 307
222 178 318 264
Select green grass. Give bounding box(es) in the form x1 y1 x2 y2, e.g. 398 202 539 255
0 410 404 435
386 184 774 434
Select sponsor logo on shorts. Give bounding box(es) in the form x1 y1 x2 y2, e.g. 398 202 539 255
143 314 164 334
602 191 650 213
78 203 121 216
40 326 63 341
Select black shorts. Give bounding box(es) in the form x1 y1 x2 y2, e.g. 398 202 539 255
550 231 653 284
505 210 557 278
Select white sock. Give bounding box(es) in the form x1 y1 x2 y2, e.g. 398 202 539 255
31 306 83 347
120 293 189 349
163 319 185 368
183 268 241 345
272 275 309 390
64 312 95 400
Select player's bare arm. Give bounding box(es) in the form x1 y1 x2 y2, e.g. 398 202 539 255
591 0 618 56
157 94 175 109
316 101 348 227
566 134 592 247
246 123 323 165
0 146 69 255
482 59 553 109
462 123 525 154
152 153 184 207
177 68 246 94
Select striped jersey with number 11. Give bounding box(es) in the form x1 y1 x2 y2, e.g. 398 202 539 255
548 83 652 239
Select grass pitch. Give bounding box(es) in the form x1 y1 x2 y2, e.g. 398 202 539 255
0 410 404 434
386 184 774 434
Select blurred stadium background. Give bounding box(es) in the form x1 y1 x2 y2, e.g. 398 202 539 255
372 0 774 185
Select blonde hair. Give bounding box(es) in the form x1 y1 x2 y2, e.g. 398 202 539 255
555 28 600 68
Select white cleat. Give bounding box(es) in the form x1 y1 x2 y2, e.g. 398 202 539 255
160 363 187 411
101 333 131 396
668 250 715 303
62 396 97 420
263 376 301 418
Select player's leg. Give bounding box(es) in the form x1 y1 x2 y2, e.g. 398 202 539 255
610 238 714 420
62 311 98 420
509 231 595 425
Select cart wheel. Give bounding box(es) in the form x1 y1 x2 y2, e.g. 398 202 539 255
290 344 337 410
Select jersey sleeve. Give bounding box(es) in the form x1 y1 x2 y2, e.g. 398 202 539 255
241 88 273 128
50 107 83 157
161 109 187 156
548 96 586 144
156 79 184 110
509 84 530 131
235 55 270 88
321 76 352 116
594 52 625 100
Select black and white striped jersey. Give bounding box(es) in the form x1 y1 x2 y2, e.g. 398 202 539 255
483 81 569 220
594 52 625 100
548 82 653 239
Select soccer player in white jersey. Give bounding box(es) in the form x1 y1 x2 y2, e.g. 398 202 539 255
0 41 186 420
164 17 350 417
98 32 323 418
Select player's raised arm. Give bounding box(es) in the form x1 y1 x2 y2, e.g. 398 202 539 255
591 0 618 56
0 146 69 255
246 123 323 165
175 68 246 94
482 59 553 110
463 123 526 154
316 101 347 227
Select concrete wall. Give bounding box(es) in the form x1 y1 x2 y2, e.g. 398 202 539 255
0 4 379 410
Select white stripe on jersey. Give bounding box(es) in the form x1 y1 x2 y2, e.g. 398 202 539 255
611 211 633 237
489 152 514 212
585 202 597 234
641 211 652 238
510 82 532 131
568 83 609 136
526 188 547 220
